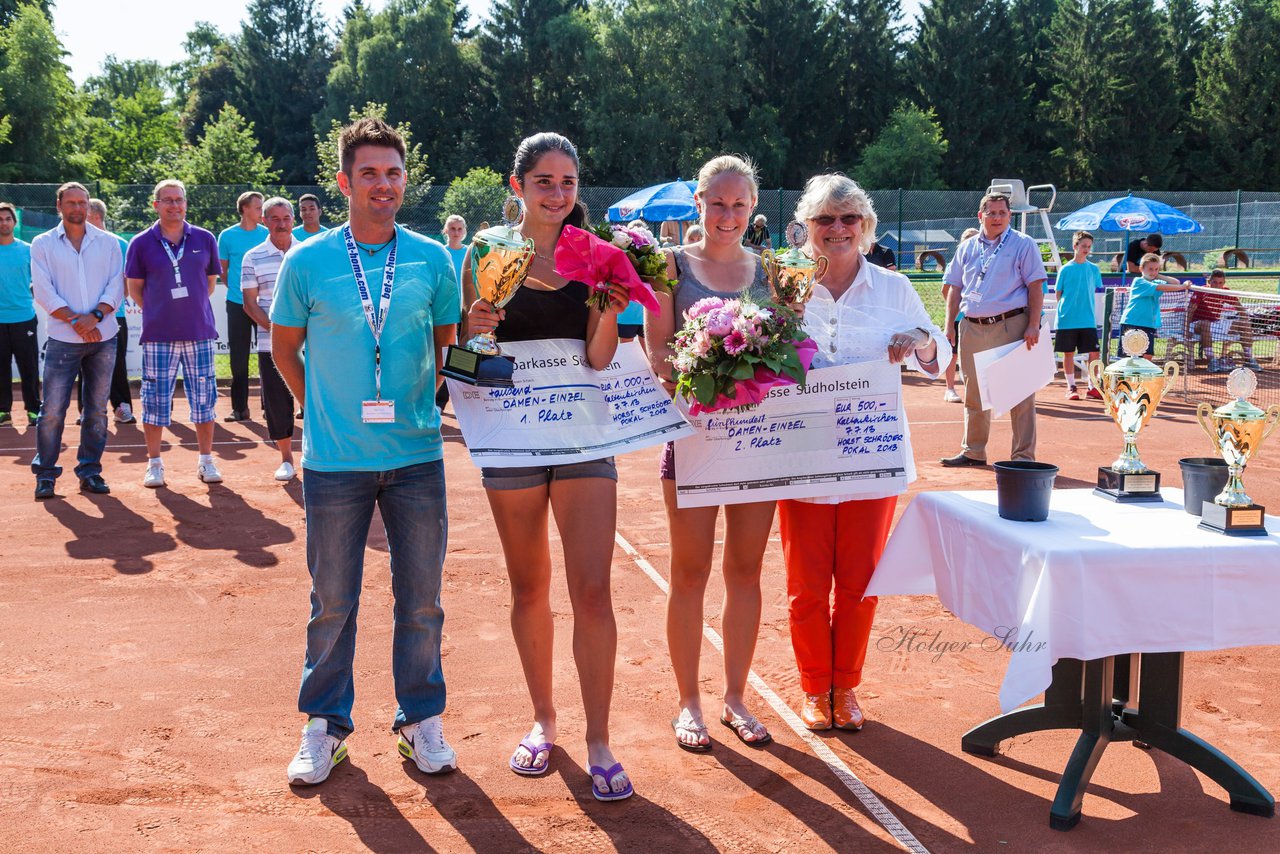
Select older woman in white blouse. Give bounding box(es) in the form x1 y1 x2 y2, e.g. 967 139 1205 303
781 174 951 731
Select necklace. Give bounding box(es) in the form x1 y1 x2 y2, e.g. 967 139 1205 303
355 236 395 256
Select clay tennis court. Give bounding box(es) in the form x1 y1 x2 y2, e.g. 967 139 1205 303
2 375 1278 852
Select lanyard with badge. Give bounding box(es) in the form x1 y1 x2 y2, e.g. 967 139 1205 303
967 228 1010 310
158 231 189 299
344 224 398 424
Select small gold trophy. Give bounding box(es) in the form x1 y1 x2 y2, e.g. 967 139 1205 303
1196 368 1280 536
1089 329 1179 502
761 221 828 306
441 197 535 387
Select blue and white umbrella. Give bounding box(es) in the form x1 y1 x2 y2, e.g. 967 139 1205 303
1055 195 1203 235
1056 195 1203 286
607 180 698 223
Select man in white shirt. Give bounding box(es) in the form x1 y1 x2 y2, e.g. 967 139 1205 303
29 182 125 499
241 197 299 481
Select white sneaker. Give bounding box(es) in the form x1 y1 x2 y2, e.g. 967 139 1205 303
115 403 136 424
287 717 347 786
197 460 223 483
397 716 457 775
943 388 962 403
143 461 165 488
274 461 296 482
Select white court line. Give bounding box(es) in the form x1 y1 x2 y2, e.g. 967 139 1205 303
614 532 930 854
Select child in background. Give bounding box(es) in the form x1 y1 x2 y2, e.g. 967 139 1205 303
1053 231 1103 400
1191 269 1261 372
1118 252 1188 356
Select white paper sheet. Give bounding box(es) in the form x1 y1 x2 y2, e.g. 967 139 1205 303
972 320 1055 417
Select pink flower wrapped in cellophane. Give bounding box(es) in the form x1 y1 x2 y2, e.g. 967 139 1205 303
553 224 661 313
687 338 818 415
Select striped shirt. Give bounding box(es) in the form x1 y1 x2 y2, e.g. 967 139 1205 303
241 235 297 353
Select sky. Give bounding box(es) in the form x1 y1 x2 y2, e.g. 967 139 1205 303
55 0 924 86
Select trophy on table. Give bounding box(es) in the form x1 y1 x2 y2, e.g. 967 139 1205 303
1195 368 1280 536
761 221 829 306
441 197 535 388
1089 329 1179 502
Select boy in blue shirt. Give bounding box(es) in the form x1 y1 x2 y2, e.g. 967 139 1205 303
1119 252 1189 356
1053 231 1103 400
0 202 40 425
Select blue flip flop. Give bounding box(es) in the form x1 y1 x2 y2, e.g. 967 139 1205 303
509 737 554 777
588 762 634 802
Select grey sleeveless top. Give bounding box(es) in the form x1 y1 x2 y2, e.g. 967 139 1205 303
672 246 770 317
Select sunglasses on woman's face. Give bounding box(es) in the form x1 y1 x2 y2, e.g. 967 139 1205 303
810 213 863 227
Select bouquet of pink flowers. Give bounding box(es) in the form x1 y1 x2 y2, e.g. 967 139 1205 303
589 223 675 295
554 224 662 313
670 296 817 415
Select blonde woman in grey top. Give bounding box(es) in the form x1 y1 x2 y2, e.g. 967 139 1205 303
645 154 776 753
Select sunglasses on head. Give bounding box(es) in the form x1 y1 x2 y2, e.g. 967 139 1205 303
810 213 863 226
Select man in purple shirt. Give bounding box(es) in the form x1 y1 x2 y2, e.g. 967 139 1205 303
940 192 1047 465
125 179 224 489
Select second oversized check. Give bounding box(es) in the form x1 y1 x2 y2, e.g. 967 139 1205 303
675 361 908 507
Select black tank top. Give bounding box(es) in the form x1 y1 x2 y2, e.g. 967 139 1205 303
496 281 590 343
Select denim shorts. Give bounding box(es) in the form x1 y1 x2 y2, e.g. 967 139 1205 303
481 457 618 491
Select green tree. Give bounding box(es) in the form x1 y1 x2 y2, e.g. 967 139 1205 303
87 87 184 183
731 0 836 184
586 0 751 184
823 0 907 171
180 29 238 145
234 0 334 183
323 0 485 183
441 167 508 232
909 0 1022 188
1009 0 1057 174
0 0 49 27
1192 0 1280 187
477 0 592 166
1043 0 1117 186
157 104 279 187
854 103 949 189
314 102 431 219
0 4 93 181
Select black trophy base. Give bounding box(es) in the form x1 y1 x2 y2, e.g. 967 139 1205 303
441 345 516 388
1199 501 1269 537
1094 467 1163 503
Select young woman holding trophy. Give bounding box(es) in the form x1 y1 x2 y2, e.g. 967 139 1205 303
644 155 778 752
780 175 950 730
460 132 635 801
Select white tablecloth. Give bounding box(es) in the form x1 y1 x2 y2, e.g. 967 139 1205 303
869 488 1280 712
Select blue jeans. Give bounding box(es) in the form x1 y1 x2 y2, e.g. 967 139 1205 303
298 460 448 739
33 338 116 480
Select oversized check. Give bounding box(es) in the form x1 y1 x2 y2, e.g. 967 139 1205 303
448 338 693 466
675 361 907 507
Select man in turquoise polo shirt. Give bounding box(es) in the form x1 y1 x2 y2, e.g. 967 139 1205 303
272 117 460 786
218 191 267 422
292 194 329 242
0 201 40 425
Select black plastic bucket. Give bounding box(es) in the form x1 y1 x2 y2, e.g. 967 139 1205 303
1178 457 1230 516
994 461 1059 522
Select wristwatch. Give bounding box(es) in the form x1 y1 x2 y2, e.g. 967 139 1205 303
89 308 105 321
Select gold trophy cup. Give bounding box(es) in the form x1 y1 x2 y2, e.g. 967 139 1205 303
442 197 535 387
761 221 829 306
1089 329 1179 502
1196 368 1280 536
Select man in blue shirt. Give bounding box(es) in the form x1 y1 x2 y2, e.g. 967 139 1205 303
30 183 125 499
218 191 267 422
941 192 1047 465
272 117 461 786
292 194 329 242
0 202 40 426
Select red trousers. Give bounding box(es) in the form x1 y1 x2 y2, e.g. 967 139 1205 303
778 496 897 694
